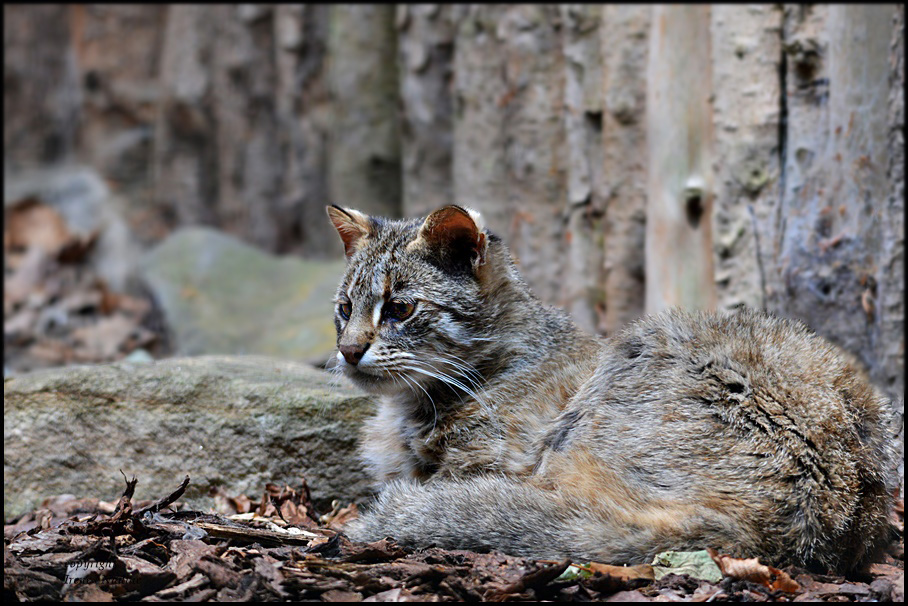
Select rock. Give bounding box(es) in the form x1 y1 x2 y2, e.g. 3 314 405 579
3 165 142 294
141 227 345 364
3 355 376 519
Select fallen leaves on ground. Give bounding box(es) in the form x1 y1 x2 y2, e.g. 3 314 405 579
652 549 723 583
707 547 800 592
4 475 903 602
4 196 167 374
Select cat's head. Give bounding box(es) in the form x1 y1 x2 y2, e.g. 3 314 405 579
326 205 498 397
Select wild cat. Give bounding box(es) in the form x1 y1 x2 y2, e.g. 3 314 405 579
326 204 896 572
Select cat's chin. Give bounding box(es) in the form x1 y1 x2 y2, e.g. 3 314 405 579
343 366 399 395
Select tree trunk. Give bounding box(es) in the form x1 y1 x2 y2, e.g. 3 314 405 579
68 4 166 241
272 4 333 258
881 5 904 401
599 5 650 333
3 4 79 170
710 5 783 312
327 5 401 219
772 4 900 398
397 5 455 219
560 4 606 334
152 4 218 233
452 6 509 233
645 5 717 314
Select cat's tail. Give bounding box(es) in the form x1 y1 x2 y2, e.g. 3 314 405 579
343 475 731 564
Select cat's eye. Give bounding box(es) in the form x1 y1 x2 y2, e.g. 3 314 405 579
338 301 352 320
384 300 415 322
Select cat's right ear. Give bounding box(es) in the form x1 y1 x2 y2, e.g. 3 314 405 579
410 205 487 275
326 205 371 258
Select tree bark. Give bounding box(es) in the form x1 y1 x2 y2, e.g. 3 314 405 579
497 6 568 306
327 5 402 219
152 5 219 232
710 5 783 312
69 5 165 219
560 4 605 334
452 5 509 233
773 5 899 398
273 4 333 258
880 4 904 401
3 4 79 170
397 5 456 219
645 5 717 314
599 5 650 333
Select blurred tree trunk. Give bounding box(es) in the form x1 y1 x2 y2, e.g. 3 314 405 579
397 5 455 218
153 4 214 231
68 5 166 236
3 4 79 169
152 5 336 255
599 5 650 334
770 4 902 396
327 5 401 219
451 6 509 238
560 4 605 334
882 5 904 400
454 5 568 306
273 5 334 258
710 5 782 312
645 5 717 314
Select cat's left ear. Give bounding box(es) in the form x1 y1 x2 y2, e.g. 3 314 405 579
326 205 372 258
411 205 487 273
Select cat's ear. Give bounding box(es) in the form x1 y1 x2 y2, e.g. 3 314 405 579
326 205 371 258
411 205 487 273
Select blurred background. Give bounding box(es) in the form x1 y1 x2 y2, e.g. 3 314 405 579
3 4 904 407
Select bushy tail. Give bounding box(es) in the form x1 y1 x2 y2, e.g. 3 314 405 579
344 476 725 564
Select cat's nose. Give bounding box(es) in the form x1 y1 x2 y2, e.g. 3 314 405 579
339 343 370 365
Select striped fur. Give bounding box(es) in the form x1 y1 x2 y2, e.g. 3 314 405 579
326 205 897 572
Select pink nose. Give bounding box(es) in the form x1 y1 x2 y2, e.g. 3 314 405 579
339 343 369 365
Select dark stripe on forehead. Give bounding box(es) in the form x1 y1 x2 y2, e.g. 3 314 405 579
344 218 421 297
346 262 366 295
371 252 392 293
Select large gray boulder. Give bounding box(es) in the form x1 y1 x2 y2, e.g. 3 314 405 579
3 355 376 519
141 227 345 364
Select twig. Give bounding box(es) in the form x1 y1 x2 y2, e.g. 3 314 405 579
135 475 190 517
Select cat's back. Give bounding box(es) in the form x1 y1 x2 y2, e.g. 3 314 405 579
587 308 892 446
546 308 895 568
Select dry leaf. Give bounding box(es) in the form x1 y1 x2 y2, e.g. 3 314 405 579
71 314 138 361
279 499 318 528
706 547 800 592
320 501 360 530
588 562 655 582
56 230 99 264
4 307 38 341
27 339 74 365
5 198 71 254
232 494 255 515
584 561 656 594
4 246 50 311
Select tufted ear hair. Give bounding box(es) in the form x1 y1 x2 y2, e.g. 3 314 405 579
326 205 372 258
409 205 487 275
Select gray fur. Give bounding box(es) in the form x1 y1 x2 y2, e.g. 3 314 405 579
327 205 898 572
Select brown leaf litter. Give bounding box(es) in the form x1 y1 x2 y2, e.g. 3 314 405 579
4 475 903 602
4 196 168 374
